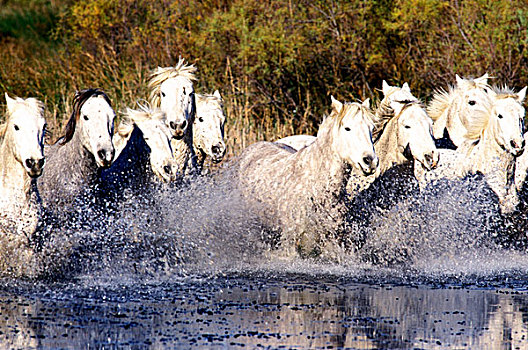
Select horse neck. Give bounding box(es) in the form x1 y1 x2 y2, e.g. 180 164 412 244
445 93 472 146
0 132 31 201
374 120 405 175
298 123 350 196
172 129 196 174
463 127 515 197
119 126 151 176
56 131 99 182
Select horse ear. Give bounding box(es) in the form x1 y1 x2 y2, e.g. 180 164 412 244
517 86 527 103
402 82 410 92
362 98 370 109
382 80 390 95
5 93 15 113
213 90 222 99
331 96 343 114
476 73 489 84
455 74 464 86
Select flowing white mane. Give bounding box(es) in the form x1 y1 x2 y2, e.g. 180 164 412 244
373 91 420 140
427 75 490 123
117 105 165 138
196 93 223 112
148 58 197 108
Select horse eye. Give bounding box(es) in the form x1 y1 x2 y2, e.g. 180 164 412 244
484 88 488 93
83 114 89 121
183 87 186 95
404 125 411 129
498 114 503 119
14 124 19 131
468 100 476 106
344 127 351 131
161 91 166 98
199 117 204 122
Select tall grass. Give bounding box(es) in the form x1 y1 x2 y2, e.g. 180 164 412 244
1 0 527 155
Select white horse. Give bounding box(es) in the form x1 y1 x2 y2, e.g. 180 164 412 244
101 105 176 191
148 57 196 139
148 58 197 177
277 82 438 196
416 85 526 213
194 90 226 169
347 81 439 199
38 88 116 210
233 97 377 259
428 73 492 148
0 93 46 237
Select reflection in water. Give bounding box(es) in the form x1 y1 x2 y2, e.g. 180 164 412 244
1 278 527 349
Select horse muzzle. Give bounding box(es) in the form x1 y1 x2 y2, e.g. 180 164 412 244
422 151 440 170
96 148 115 168
25 157 45 178
211 142 226 163
169 120 188 140
359 154 378 176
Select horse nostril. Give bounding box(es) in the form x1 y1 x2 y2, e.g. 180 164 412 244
511 140 519 149
97 149 106 161
163 165 172 175
363 156 372 166
37 158 45 168
25 159 35 169
180 120 187 130
212 145 220 154
169 121 177 130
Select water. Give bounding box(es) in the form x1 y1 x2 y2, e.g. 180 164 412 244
2 171 528 349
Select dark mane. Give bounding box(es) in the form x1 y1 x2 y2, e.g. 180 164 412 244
58 88 112 145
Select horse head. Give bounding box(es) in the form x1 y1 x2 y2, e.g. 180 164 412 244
4 93 46 177
68 89 115 168
489 86 527 157
194 90 226 163
149 58 197 140
125 106 176 182
330 96 378 175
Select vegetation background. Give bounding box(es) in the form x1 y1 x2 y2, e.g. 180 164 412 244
1 0 527 157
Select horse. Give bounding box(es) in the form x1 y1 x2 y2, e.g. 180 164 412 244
428 73 492 148
148 57 196 139
0 93 46 237
100 105 176 195
148 58 197 177
232 96 377 259
38 88 116 211
278 82 438 196
193 90 226 171
345 81 439 213
416 85 526 214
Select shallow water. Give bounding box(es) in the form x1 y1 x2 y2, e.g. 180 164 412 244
3 171 528 348
2 269 528 349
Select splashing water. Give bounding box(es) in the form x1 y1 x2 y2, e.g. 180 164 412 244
2 166 528 348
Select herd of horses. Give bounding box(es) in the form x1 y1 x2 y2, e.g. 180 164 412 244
1 57 528 268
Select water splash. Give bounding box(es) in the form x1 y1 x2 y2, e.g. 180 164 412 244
1 166 528 286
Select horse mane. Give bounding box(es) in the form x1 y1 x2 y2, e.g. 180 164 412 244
427 86 454 122
427 75 491 122
319 101 374 138
117 105 166 138
58 88 112 145
492 85 519 100
372 91 420 141
196 93 224 110
148 57 197 108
